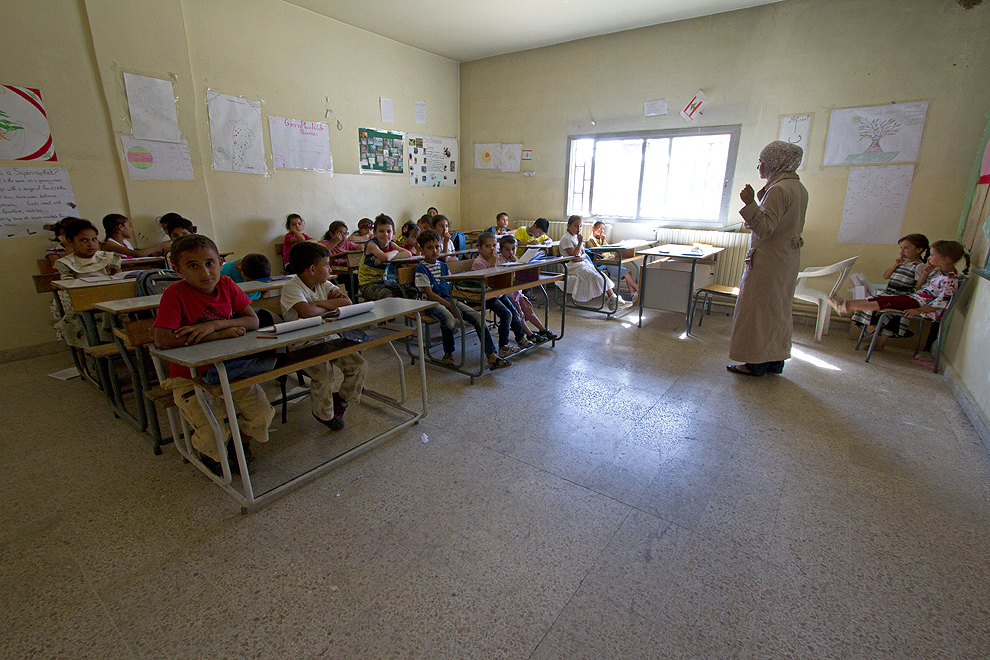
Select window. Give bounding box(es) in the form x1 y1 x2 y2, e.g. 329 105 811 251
566 125 741 228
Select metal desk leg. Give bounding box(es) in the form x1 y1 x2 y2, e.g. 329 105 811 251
638 255 654 327
685 261 697 336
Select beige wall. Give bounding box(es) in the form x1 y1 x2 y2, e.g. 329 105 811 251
459 0 990 281
0 0 458 352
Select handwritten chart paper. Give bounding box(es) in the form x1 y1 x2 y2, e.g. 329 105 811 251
407 133 457 187
0 167 77 238
779 114 811 170
0 84 57 161
825 102 928 166
123 73 180 143
206 91 266 175
838 165 914 244
269 116 333 172
120 136 194 181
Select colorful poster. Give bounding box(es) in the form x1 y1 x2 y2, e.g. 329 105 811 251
0 167 77 238
838 165 915 244
359 127 404 174
206 91 266 175
475 143 500 170
779 114 812 170
407 133 457 187
269 116 333 172
0 85 57 161
122 73 180 143
824 102 928 166
120 136 194 181
680 91 709 122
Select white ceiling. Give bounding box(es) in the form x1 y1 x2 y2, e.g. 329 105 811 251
284 0 784 62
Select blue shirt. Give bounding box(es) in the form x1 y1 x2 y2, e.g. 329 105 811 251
220 260 261 300
414 260 450 299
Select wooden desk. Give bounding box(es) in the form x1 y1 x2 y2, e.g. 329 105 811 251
149 298 436 511
437 256 570 382
636 244 725 333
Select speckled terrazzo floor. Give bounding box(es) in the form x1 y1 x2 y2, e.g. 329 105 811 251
2 305 989 659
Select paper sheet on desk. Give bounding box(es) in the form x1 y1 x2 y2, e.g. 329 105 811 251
519 248 544 263
258 316 322 336
324 301 375 320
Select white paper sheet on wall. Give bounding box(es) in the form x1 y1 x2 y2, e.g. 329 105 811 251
120 136 194 181
123 73 181 143
269 116 333 172
0 166 77 238
475 143 500 169
206 91 266 175
838 165 915 244
644 99 668 117
500 144 522 172
824 102 928 166
778 114 811 170
380 97 394 123
414 101 427 124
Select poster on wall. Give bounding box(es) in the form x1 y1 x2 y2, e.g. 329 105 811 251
120 136 194 181
359 127 404 174
407 133 457 187
122 73 180 143
0 167 77 238
0 85 57 161
500 144 522 173
206 91 266 175
824 101 928 166
269 116 333 172
838 165 915 244
474 143 500 170
778 114 811 170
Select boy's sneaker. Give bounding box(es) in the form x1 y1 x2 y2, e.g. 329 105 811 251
497 346 516 359
227 436 256 474
539 330 559 341
313 392 347 432
517 337 534 350
199 452 224 478
526 333 543 344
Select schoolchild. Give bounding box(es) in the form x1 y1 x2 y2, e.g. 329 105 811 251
321 221 364 264
348 218 374 244
400 220 422 255
851 233 930 344
54 217 122 279
513 217 552 257
101 213 169 258
220 253 271 301
497 235 558 343
282 213 315 267
357 214 411 300
487 212 511 235
557 215 629 307
473 232 532 356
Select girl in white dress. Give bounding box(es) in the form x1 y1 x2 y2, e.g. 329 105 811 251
556 215 630 308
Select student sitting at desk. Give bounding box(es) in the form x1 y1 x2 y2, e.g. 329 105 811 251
320 221 363 265
486 212 512 236
399 220 422 256
54 217 122 279
164 216 197 270
417 214 433 235
358 214 410 300
153 234 276 476
557 215 630 307
497 235 558 343
221 253 272 301
473 232 532 355
513 217 552 258
101 213 170 259
586 220 639 301
281 242 368 432
431 214 458 262
416 229 508 369
348 218 374 244
157 212 185 241
282 213 318 268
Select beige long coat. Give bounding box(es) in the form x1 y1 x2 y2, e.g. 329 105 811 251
729 172 808 364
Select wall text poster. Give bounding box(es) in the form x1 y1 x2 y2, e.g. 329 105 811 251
359 128 404 174
838 165 914 244
206 91 266 175
120 136 194 181
0 167 77 238
269 116 333 172
407 133 457 187
824 102 928 166
0 85 57 161
778 114 811 170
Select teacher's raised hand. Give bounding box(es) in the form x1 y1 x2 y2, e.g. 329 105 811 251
740 184 756 206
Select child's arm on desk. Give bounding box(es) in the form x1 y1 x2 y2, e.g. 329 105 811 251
292 287 353 318
154 306 258 348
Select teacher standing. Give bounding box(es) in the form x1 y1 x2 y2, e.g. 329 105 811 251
727 141 808 377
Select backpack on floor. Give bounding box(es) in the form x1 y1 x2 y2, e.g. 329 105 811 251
136 269 184 296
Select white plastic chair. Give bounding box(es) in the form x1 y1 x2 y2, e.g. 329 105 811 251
794 255 859 342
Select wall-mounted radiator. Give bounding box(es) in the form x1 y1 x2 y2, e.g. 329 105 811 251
654 228 750 288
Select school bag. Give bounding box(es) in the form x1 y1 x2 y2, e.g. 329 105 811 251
136 270 184 296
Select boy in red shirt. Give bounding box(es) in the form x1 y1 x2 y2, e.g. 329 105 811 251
154 234 275 476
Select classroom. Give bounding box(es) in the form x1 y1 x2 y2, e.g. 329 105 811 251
3 0 990 656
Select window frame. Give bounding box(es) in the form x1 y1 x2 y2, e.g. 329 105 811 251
564 124 742 229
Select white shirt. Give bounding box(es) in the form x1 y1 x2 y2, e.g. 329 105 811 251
279 275 342 321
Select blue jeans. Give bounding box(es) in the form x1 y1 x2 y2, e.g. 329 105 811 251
202 354 278 385
427 300 495 356
486 295 524 348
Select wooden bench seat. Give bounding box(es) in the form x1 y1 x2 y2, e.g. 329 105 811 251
83 342 120 359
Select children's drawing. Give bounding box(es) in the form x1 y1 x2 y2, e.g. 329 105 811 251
0 85 57 161
824 102 928 166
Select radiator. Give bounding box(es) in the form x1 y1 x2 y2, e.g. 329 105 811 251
653 228 750 287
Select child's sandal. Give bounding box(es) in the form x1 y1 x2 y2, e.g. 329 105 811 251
488 355 510 370
441 353 455 365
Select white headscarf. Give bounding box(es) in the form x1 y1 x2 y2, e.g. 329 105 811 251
759 141 803 180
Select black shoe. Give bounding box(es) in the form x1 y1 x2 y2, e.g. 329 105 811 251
540 330 559 341
227 437 256 474
199 453 224 478
332 392 348 419
313 411 344 432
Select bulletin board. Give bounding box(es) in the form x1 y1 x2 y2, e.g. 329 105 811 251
407 133 457 187
359 127 404 174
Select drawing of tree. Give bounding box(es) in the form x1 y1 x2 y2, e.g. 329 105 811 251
854 115 901 153
0 109 24 141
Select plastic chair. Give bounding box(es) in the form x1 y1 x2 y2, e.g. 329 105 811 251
794 255 859 342
858 277 968 373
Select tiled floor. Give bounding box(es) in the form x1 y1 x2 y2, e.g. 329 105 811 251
2 305 989 659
